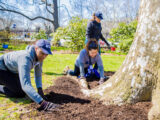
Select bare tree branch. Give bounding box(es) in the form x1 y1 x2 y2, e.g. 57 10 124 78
0 4 5 9
0 8 54 23
0 1 35 13
0 0 59 31
0 1 22 11
45 0 54 15
59 4 71 19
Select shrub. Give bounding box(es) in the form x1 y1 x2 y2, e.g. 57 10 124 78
53 17 87 52
0 30 11 43
31 29 47 40
109 20 138 53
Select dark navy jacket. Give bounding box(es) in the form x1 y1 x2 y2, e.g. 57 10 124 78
86 20 110 46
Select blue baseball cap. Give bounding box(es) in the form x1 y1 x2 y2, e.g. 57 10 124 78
36 39 52 55
95 11 103 20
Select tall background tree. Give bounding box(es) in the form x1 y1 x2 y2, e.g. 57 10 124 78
68 0 139 21
0 0 140 32
77 0 160 119
0 0 59 32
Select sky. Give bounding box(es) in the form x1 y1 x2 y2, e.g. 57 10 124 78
58 0 139 25
0 0 140 29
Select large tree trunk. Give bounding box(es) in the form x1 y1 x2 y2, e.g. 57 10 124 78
78 0 160 119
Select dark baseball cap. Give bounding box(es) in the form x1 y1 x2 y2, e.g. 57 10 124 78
95 11 103 20
36 39 52 55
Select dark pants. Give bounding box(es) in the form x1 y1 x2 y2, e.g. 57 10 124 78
68 65 88 77
68 65 99 79
0 70 25 98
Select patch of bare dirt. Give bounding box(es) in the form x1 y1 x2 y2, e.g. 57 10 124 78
20 72 151 120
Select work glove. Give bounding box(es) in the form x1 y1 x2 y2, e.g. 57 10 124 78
79 77 88 89
98 76 110 84
38 88 48 100
38 100 60 111
98 78 105 85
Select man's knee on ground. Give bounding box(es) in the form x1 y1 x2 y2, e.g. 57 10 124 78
13 92 26 98
6 91 25 98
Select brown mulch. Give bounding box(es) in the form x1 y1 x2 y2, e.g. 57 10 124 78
87 71 115 89
20 72 151 120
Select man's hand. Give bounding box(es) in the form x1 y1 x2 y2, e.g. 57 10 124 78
38 88 48 100
38 100 60 111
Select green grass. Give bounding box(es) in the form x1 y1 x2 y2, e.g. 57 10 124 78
51 46 70 51
0 42 27 51
101 48 127 55
0 40 71 51
102 55 125 71
9 44 28 51
0 44 70 52
0 41 127 56
0 53 126 119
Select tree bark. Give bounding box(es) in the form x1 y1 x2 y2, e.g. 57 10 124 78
53 0 59 31
78 0 160 119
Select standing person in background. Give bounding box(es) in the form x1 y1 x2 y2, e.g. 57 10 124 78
86 11 111 54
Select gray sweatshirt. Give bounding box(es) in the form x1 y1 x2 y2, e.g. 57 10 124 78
0 45 43 103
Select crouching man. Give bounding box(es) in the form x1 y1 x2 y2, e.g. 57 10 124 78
0 39 59 111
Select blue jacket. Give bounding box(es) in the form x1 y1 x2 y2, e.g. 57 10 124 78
86 20 110 46
0 45 43 103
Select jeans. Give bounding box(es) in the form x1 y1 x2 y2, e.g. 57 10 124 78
68 65 88 77
0 69 25 98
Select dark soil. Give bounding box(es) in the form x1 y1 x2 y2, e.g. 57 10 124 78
20 72 151 120
87 71 115 89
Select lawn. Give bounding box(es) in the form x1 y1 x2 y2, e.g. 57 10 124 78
0 53 126 120
0 42 71 52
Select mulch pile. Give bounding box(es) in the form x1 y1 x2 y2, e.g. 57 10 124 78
20 72 151 120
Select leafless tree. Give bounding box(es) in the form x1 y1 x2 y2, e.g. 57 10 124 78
69 0 89 18
0 12 14 30
0 0 59 32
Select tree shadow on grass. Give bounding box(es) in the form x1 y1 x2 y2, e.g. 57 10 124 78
44 72 63 76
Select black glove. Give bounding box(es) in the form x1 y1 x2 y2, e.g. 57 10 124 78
104 76 110 80
103 39 111 50
38 88 47 100
38 100 60 111
107 45 111 50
